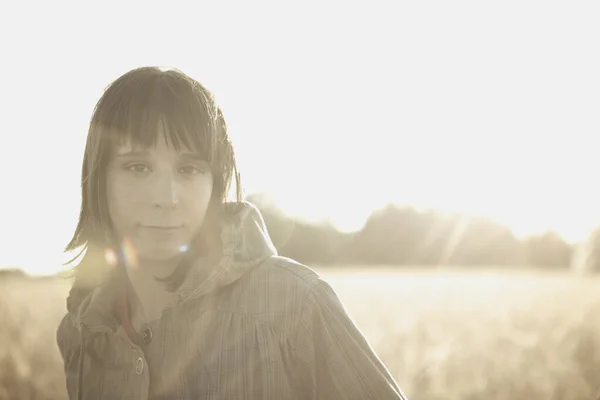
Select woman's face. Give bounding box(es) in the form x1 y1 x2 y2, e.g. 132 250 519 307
106 127 213 263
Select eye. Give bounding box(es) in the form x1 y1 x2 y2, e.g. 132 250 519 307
179 161 211 176
126 163 151 174
179 165 203 176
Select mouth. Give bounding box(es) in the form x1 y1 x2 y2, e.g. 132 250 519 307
140 225 184 231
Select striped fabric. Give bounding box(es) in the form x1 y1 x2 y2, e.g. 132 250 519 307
56 202 408 399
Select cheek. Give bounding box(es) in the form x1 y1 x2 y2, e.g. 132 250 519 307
187 177 214 213
107 172 147 205
106 173 142 227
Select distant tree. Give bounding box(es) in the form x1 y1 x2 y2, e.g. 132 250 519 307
0 268 28 280
523 231 572 269
438 215 525 267
349 206 525 267
571 227 600 274
348 205 429 265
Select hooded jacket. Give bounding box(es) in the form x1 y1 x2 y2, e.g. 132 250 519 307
56 202 407 399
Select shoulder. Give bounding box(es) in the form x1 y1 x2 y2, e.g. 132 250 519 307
241 258 359 347
230 256 341 324
247 255 325 298
223 256 325 315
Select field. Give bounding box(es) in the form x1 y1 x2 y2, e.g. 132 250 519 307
1 268 600 400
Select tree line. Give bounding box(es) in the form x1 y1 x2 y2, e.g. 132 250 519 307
247 194 575 269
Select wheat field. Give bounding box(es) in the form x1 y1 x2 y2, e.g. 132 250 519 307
1 268 600 400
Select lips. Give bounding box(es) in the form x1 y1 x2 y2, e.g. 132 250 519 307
139 225 184 233
143 226 182 230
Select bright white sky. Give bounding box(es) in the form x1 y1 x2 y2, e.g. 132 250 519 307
0 1 599 275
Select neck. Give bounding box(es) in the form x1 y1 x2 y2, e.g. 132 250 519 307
124 260 179 330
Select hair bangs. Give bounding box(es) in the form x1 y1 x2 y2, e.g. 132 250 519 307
97 72 219 166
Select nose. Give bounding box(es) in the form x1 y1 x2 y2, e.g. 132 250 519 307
151 172 180 209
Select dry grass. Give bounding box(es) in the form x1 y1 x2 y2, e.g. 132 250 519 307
0 276 70 400
323 268 600 400
1 268 600 400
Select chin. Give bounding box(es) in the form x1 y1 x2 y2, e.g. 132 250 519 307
125 238 189 265
145 243 188 259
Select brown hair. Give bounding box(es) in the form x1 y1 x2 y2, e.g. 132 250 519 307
65 66 241 290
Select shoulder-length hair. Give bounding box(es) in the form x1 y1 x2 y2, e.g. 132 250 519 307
65 66 241 291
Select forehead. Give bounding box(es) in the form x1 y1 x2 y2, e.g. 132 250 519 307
112 120 202 156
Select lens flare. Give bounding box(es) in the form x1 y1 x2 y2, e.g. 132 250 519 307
104 248 118 268
121 237 139 269
179 244 189 253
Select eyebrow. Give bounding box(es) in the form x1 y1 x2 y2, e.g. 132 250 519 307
115 150 207 161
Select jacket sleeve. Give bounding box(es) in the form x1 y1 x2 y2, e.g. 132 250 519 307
292 278 408 399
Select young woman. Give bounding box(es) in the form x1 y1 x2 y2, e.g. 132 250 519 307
56 66 407 399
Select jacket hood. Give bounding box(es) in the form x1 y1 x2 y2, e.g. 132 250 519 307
177 201 278 302
66 201 278 330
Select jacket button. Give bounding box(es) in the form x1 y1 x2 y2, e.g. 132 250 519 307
135 357 144 375
143 327 153 344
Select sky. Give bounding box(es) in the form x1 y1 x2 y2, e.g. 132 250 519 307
0 1 599 275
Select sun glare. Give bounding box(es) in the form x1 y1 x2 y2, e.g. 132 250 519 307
1 1 598 276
